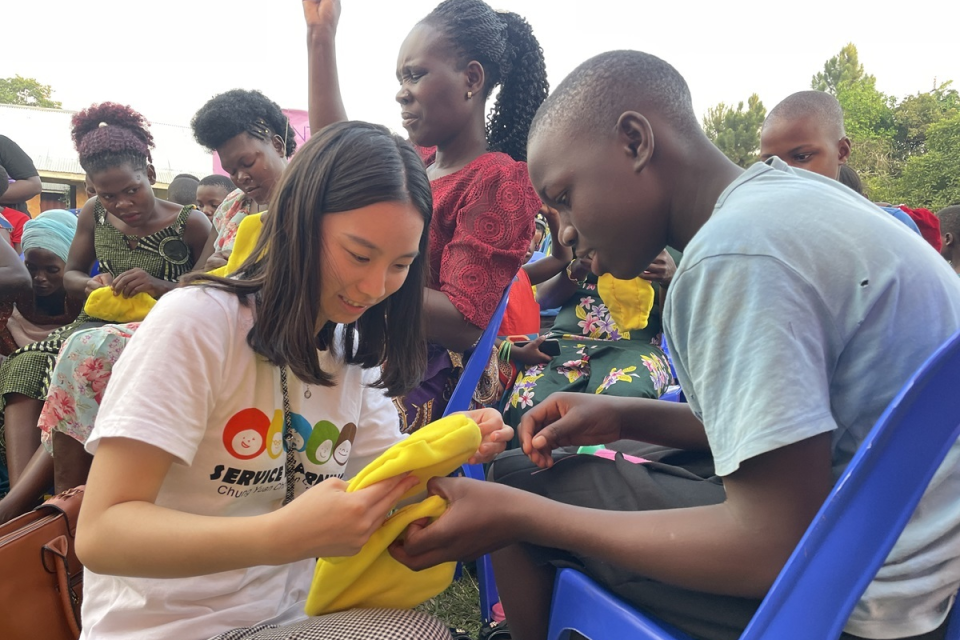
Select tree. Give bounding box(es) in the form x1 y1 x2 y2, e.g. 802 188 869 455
811 43 867 95
0 75 61 109
702 94 766 167
892 81 960 158
893 113 960 210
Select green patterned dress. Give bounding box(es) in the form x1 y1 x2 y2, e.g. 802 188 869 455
0 202 196 459
502 275 673 427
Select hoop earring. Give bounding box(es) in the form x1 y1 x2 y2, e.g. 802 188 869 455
466 91 474 100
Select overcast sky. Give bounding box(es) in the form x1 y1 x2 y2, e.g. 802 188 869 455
5 0 959 137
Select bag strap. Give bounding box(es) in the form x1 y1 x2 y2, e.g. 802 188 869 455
279 368 297 506
37 485 85 534
43 534 82 638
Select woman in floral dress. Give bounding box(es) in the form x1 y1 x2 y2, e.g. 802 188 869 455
502 253 675 428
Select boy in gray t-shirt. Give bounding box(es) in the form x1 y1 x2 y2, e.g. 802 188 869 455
390 51 960 640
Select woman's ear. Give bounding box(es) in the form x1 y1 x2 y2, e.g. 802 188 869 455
272 134 287 157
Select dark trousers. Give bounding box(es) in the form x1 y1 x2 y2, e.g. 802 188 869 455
490 446 947 640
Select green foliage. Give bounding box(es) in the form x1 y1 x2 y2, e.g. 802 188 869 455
893 81 960 157
811 43 866 95
0 75 61 108
895 113 960 210
701 94 767 167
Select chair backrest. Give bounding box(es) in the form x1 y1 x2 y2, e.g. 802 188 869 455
443 280 514 418
742 328 960 640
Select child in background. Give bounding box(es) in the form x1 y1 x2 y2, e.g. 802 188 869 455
196 174 237 222
760 91 922 236
938 205 960 274
165 173 200 207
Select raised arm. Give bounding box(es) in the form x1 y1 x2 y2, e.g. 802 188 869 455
303 0 348 134
0 237 31 296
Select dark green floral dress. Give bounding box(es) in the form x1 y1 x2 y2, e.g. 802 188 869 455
502 275 672 427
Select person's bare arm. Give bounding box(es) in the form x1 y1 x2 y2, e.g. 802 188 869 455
424 288 483 352
63 200 100 299
303 0 348 134
0 176 41 206
0 238 31 295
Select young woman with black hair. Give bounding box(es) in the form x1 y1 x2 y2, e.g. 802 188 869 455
75 121 511 640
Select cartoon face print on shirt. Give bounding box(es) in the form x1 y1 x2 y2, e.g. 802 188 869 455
267 410 284 459
333 422 357 466
306 420 340 465
288 412 313 452
223 408 270 460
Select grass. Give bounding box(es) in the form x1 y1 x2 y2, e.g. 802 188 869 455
416 567 485 637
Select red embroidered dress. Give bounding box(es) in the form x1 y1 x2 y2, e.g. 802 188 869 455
396 149 539 432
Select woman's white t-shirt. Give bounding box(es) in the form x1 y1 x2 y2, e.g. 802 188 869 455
80 286 405 640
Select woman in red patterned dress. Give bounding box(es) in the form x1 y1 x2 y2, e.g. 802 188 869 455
304 0 549 431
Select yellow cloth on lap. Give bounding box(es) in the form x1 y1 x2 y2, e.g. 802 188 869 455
208 213 265 278
306 414 482 615
597 273 655 332
83 288 156 323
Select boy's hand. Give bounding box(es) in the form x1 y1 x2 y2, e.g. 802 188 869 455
462 408 514 465
302 0 341 32
519 392 625 468
389 477 520 570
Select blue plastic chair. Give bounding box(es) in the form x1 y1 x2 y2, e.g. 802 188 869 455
442 279 514 623
658 335 684 403
548 328 960 640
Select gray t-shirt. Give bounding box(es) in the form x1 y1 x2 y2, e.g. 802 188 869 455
664 158 960 638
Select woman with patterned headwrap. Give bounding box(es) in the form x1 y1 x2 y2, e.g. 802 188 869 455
0 210 82 358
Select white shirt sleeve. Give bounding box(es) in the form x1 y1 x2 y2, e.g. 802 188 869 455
86 287 237 466
665 254 841 477
342 367 406 480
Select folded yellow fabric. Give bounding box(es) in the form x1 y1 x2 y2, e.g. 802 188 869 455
597 273 655 333
83 288 156 323
306 414 482 615
208 213 265 278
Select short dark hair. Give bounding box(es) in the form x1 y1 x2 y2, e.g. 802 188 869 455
938 205 960 238
185 121 432 396
838 164 864 196
71 102 154 174
530 50 700 145
167 173 200 206
199 174 237 193
764 90 846 139
421 0 548 161
191 89 296 158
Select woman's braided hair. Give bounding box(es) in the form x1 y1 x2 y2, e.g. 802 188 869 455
422 0 548 162
71 102 154 174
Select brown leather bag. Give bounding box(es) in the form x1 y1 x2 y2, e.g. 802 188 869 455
0 486 84 640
